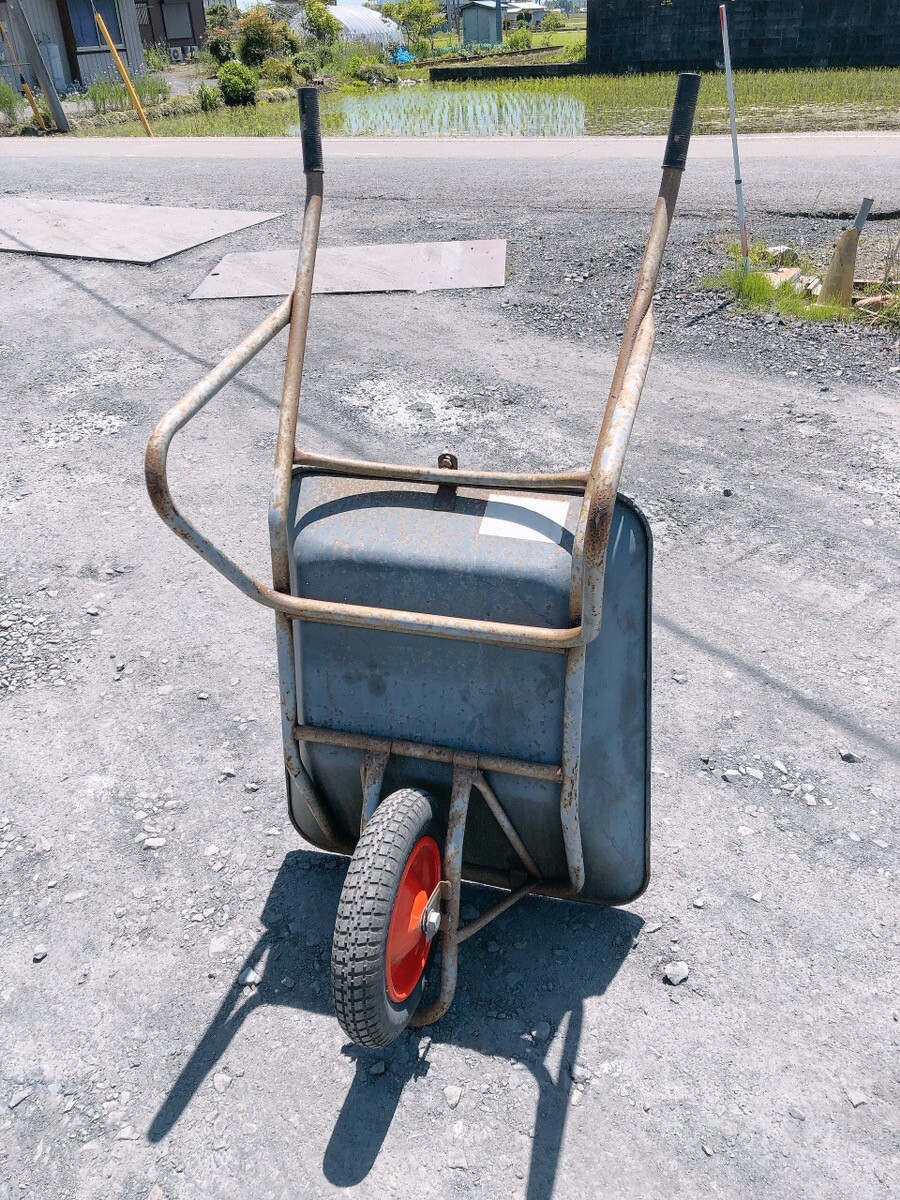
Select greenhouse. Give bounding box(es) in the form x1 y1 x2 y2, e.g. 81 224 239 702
290 7 405 48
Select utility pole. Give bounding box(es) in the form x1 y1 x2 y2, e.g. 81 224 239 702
6 0 69 132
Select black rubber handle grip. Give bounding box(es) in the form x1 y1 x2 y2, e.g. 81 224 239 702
663 72 701 170
297 86 323 172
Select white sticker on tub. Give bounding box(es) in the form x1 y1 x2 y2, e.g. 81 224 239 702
478 495 570 545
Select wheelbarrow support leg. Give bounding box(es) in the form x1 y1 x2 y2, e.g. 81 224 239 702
360 749 390 832
410 762 475 1027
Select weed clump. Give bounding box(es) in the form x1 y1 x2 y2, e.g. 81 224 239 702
0 78 23 125
718 267 847 323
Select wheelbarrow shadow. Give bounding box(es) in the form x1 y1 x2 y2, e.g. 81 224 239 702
149 848 641 1200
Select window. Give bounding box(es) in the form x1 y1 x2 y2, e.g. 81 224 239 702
67 0 124 49
162 1 194 40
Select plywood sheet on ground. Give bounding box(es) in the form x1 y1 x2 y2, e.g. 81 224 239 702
189 239 507 298
0 198 281 264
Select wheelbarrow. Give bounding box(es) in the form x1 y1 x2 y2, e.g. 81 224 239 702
146 76 701 1048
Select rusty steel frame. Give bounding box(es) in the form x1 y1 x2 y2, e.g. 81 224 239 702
294 723 562 783
145 79 699 1029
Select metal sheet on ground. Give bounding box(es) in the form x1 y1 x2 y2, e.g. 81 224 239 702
0 198 281 263
189 239 507 298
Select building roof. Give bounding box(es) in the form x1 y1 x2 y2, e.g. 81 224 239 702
290 6 403 47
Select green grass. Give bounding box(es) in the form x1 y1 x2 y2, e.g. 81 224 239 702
719 266 849 322
876 295 900 328
73 66 900 138
706 237 900 329
76 96 301 136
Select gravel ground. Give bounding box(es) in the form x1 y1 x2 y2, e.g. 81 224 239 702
508 214 899 388
1 138 898 1200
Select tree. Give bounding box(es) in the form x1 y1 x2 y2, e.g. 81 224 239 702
303 0 341 42
540 9 565 30
380 0 442 48
205 2 235 29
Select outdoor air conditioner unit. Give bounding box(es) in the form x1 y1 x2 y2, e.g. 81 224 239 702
169 46 183 62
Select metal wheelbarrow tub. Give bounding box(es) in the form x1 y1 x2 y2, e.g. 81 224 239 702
145 77 701 1045
288 471 651 906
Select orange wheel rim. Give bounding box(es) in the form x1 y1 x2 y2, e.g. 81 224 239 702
386 835 441 1003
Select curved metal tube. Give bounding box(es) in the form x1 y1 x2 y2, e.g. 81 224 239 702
574 308 656 640
144 294 293 590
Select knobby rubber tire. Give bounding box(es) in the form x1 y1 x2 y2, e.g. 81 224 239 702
331 788 442 1048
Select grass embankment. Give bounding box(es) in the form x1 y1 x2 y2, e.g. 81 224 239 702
75 66 900 138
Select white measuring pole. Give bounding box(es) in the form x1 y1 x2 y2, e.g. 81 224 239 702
720 4 749 271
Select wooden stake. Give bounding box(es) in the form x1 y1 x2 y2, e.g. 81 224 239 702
94 11 153 137
818 199 874 308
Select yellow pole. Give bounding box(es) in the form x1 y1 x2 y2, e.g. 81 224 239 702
21 77 45 126
94 11 153 136
0 18 47 128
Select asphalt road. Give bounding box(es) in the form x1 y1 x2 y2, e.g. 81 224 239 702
4 132 900 216
1 136 898 1200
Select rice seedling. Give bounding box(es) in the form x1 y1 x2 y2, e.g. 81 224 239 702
76 66 900 139
327 88 587 136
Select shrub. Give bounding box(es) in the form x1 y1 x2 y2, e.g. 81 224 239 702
539 9 565 30
217 60 258 105
259 55 296 85
236 6 281 65
205 29 235 63
196 80 223 110
505 25 532 50
353 60 399 85
143 42 171 71
0 78 23 124
234 7 302 64
410 38 431 58
291 51 319 80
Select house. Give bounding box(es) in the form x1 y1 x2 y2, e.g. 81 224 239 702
459 0 504 45
459 0 544 43
137 0 207 62
0 0 145 90
509 2 545 24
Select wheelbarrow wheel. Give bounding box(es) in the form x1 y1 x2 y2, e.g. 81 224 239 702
332 788 443 1048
